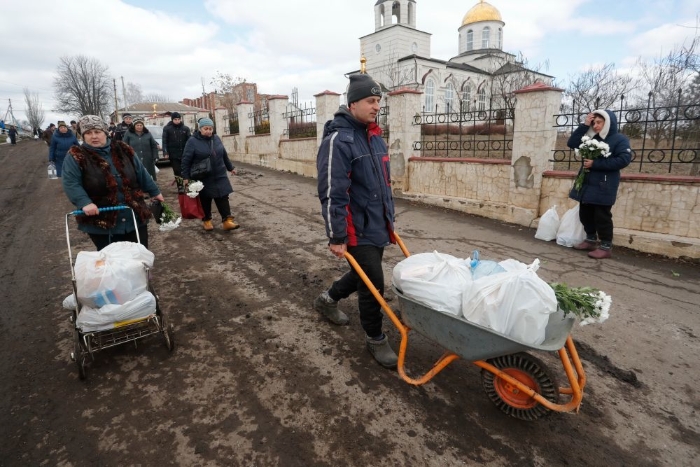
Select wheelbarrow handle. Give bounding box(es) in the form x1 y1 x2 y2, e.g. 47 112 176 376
68 205 129 216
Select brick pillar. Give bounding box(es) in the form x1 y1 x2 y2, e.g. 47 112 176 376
213 108 227 135
508 82 564 225
236 101 254 152
386 88 423 194
267 95 289 145
314 91 341 148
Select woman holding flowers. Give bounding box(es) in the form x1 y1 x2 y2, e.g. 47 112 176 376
568 110 631 259
181 117 239 231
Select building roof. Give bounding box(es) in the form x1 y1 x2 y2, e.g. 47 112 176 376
117 102 207 113
462 0 502 26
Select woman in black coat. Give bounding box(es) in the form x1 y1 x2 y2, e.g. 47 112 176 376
181 118 239 231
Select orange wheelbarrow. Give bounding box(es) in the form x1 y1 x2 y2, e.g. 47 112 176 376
344 233 586 421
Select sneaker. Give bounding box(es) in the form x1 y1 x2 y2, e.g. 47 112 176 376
588 248 612 259
573 240 598 251
313 292 349 325
366 334 398 369
222 217 240 231
202 220 214 231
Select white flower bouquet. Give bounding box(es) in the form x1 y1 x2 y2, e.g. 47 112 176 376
186 180 204 199
573 136 611 191
549 282 611 326
159 202 182 232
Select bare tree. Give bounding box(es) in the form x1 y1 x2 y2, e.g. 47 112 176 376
53 55 112 117
564 63 637 113
489 52 552 115
143 93 171 103
23 87 45 131
210 72 248 118
371 48 416 90
126 82 144 105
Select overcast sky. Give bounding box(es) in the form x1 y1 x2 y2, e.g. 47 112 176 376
1 0 697 128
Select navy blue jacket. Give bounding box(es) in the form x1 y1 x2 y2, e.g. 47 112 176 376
49 129 79 162
181 131 233 199
316 107 395 247
568 110 631 206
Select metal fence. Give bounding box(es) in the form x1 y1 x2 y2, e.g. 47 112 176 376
224 111 239 136
283 102 316 139
378 104 390 144
413 102 514 159
552 91 700 175
249 106 270 135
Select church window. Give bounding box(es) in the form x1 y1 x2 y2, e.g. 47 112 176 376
482 27 491 48
466 30 473 51
478 88 487 111
445 83 455 113
498 28 502 48
425 79 435 112
462 85 471 112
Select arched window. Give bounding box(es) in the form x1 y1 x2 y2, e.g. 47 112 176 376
425 79 435 112
482 27 491 48
462 85 471 112
498 28 502 48
478 87 487 111
466 30 474 51
445 83 455 113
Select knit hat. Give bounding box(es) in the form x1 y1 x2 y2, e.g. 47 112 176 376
123 113 132 119
132 116 144 125
198 117 214 128
78 115 109 135
171 112 181 120
57 120 67 128
70 120 76 124
347 74 382 104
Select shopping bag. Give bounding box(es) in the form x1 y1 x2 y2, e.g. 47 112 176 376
556 205 586 247
534 206 560 241
178 193 204 219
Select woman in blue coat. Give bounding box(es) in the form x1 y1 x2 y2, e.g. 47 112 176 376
49 121 79 177
568 109 631 259
181 118 239 231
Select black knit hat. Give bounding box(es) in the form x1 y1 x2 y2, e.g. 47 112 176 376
123 113 132 119
347 74 382 104
171 112 181 120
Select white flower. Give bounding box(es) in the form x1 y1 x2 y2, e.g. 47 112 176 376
159 217 181 232
579 291 612 326
187 181 204 198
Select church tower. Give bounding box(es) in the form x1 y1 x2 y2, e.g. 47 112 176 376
458 0 505 55
360 0 431 87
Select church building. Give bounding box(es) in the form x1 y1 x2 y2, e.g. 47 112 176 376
357 0 553 113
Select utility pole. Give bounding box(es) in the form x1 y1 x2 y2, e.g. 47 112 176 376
121 76 128 113
113 79 120 122
201 77 207 113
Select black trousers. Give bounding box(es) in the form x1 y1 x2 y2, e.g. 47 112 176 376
579 203 613 244
170 158 182 177
200 194 231 221
88 225 149 251
328 245 385 338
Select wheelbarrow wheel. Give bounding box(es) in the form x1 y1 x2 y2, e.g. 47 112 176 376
481 352 559 421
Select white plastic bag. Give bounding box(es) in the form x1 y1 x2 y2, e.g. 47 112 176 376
462 259 557 345
535 206 560 241
76 291 157 332
556 205 586 248
63 293 77 310
392 251 472 316
74 242 153 308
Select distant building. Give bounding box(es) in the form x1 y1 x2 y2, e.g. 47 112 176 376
355 0 553 112
110 102 209 128
182 82 265 116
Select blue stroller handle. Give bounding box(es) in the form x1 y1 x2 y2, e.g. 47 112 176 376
68 205 129 216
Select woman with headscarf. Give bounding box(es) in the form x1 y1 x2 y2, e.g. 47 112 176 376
62 115 164 251
123 116 159 181
49 120 79 177
181 117 239 231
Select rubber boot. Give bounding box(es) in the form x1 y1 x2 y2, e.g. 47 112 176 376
366 334 398 369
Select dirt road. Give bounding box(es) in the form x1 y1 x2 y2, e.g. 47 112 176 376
1 139 698 466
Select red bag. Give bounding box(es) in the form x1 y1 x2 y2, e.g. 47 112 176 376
178 193 205 219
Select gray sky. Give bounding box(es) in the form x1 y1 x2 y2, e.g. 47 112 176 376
1 0 697 127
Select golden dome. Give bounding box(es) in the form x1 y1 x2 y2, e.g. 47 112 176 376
462 0 502 26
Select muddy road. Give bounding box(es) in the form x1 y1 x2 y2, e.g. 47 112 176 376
1 139 698 466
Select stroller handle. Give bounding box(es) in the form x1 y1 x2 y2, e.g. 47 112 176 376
68 205 129 217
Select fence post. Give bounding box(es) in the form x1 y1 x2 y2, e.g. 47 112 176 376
386 88 423 194
509 82 564 225
314 91 341 149
267 95 289 145
213 107 227 134
236 101 255 153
